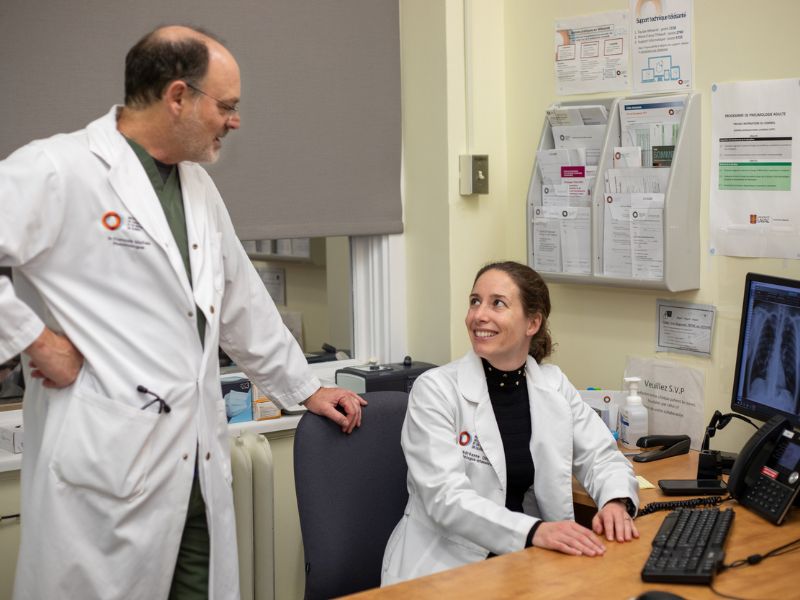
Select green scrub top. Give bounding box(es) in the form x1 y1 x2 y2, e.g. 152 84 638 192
126 138 206 344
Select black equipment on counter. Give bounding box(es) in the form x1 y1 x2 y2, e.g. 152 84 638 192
335 356 435 394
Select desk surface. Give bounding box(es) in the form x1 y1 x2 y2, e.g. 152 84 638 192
573 449 700 508
346 451 800 600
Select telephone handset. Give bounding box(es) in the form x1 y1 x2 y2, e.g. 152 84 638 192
728 415 800 525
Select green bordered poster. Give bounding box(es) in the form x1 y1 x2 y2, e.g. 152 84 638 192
710 79 800 259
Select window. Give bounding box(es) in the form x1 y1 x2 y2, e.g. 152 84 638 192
246 237 353 358
244 234 406 365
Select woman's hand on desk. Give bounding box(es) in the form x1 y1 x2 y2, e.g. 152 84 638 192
592 499 640 543
532 521 607 557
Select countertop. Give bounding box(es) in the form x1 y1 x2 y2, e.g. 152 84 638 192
0 357 361 473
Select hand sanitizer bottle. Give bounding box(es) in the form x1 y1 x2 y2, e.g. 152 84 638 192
619 376 647 450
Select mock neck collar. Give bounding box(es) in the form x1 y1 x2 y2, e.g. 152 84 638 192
481 357 526 391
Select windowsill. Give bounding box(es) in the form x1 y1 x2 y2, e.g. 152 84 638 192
0 358 363 473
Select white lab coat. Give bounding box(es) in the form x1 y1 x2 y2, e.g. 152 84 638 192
0 107 319 600
381 351 638 585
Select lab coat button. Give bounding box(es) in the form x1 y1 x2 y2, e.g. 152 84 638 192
182 453 189 461
205 452 211 460
188 311 194 318
192 243 198 250
210 305 215 314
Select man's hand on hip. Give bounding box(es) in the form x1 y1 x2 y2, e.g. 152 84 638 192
303 386 367 434
25 327 84 388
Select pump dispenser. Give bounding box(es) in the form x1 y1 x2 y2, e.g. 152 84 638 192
619 376 648 449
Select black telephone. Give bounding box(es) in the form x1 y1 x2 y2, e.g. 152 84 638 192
728 415 800 525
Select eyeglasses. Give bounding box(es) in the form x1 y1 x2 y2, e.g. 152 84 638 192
184 81 239 118
137 385 172 414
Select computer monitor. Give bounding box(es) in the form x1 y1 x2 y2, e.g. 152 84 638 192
731 272 800 427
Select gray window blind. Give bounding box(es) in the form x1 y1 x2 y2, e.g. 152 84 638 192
0 0 402 239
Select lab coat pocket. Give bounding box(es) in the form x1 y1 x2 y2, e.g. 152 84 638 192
50 387 159 500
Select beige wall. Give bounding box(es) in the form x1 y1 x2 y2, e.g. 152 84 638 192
254 236 352 354
401 0 518 366
400 1 453 365
325 236 354 354
401 0 800 451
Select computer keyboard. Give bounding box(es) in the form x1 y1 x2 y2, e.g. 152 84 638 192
641 507 735 584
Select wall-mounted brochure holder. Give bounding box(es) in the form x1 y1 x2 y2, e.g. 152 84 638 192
526 93 700 292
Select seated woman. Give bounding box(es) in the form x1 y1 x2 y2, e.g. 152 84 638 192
382 261 639 585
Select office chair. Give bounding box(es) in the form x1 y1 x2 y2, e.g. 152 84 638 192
294 391 409 600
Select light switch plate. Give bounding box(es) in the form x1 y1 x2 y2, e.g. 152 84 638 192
459 154 489 195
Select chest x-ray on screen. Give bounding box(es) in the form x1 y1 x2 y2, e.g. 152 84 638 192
744 298 800 415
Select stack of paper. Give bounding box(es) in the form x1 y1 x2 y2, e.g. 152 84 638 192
618 95 685 167
551 124 606 167
600 96 686 280
602 193 665 279
532 206 591 275
546 105 608 127
532 104 609 276
605 167 670 194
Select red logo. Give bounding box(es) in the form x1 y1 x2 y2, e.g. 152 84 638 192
458 431 471 446
102 211 122 231
749 214 757 224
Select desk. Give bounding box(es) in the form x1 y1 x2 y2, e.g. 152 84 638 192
345 451 800 600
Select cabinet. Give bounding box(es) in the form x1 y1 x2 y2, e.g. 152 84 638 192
243 238 325 265
527 93 701 291
263 429 305 600
0 470 20 600
0 433 305 600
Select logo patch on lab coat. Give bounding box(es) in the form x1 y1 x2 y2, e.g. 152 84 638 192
460 432 491 466
101 211 122 230
103 212 152 251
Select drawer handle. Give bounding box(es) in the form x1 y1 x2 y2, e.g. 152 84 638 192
0 513 20 523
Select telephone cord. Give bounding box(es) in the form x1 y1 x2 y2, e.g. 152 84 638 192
636 494 730 517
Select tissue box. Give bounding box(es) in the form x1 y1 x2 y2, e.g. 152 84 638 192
0 424 23 454
221 375 253 424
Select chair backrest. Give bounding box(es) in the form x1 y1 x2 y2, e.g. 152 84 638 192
294 391 409 600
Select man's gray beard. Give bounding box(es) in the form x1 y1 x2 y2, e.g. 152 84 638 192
177 111 221 164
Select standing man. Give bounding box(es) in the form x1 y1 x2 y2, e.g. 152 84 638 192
0 25 365 600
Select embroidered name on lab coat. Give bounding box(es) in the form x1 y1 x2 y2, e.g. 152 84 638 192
105 214 152 251
459 432 491 466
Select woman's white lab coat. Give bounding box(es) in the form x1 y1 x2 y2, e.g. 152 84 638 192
381 351 639 585
0 107 318 600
